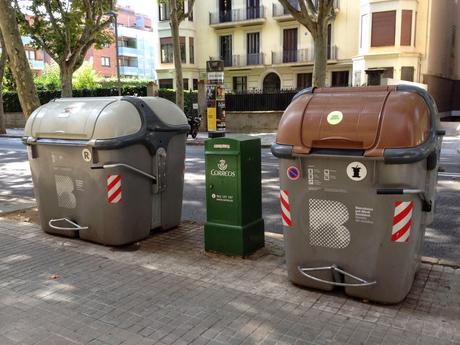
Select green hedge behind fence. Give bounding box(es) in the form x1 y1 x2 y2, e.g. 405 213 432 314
3 87 198 115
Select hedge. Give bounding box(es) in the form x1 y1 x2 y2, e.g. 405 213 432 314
3 87 198 115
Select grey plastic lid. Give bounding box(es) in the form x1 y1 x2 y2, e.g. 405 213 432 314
24 96 189 141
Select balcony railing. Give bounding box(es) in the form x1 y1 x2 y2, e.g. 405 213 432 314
273 0 339 18
328 45 338 60
212 53 265 68
209 6 266 25
272 1 299 17
272 49 312 64
118 46 138 57
272 46 338 64
119 66 139 76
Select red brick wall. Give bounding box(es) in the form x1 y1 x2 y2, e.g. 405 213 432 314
90 44 117 78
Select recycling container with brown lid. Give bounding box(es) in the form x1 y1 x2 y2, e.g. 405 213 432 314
272 85 444 303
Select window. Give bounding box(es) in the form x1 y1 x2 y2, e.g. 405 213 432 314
383 67 394 79
220 35 232 67
193 79 198 90
233 76 247 93
400 10 412 46
283 28 297 63
189 37 194 64
371 11 396 47
331 71 349 87
159 79 174 89
160 37 173 63
297 73 312 89
247 32 260 65
401 66 414 82
101 57 110 67
183 78 189 90
159 2 170 21
180 37 186 63
25 50 35 60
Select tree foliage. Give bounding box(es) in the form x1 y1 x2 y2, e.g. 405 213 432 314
278 0 336 87
15 0 114 96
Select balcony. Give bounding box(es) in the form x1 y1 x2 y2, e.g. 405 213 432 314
119 66 139 76
273 0 339 21
209 7 266 28
271 46 338 64
212 53 265 68
272 49 313 64
118 46 138 57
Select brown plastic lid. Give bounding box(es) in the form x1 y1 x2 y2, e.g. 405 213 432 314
276 86 431 157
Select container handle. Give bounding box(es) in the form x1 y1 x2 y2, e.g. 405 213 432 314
298 265 376 287
376 188 432 212
49 218 88 231
92 163 157 183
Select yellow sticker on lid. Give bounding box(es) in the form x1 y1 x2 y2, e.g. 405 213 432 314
327 111 343 125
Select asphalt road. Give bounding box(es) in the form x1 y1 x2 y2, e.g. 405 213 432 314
1 137 459 262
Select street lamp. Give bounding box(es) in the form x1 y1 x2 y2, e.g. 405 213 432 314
106 10 122 96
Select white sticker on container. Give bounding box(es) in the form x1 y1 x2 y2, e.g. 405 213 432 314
346 162 367 181
327 111 343 125
82 149 92 162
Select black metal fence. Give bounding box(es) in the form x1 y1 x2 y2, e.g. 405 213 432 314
226 90 298 111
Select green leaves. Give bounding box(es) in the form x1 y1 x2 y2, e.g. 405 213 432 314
15 0 113 71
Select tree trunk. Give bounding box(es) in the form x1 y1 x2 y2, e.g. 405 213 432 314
0 91 5 135
0 30 7 134
170 0 184 111
60 65 74 97
312 25 328 88
0 0 40 118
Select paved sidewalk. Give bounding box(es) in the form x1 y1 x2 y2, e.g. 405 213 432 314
0 218 458 345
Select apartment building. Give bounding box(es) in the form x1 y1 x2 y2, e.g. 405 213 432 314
86 6 157 80
156 0 199 90
155 0 359 91
155 0 459 113
21 36 46 75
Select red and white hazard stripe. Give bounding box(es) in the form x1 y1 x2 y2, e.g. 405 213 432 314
107 175 122 204
391 201 413 242
280 189 292 227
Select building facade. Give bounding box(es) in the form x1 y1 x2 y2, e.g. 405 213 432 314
86 6 158 80
155 0 459 113
21 36 46 75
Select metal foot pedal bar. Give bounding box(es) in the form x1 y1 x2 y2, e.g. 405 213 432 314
298 264 376 287
49 218 89 231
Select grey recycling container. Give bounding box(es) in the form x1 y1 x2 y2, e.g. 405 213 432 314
23 96 190 246
271 85 444 304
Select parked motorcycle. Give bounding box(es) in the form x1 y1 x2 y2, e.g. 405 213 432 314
186 106 201 139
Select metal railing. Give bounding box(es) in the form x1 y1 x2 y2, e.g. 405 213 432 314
212 53 265 67
272 49 312 64
209 6 266 25
226 90 298 111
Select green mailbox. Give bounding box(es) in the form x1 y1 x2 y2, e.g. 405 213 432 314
204 136 264 257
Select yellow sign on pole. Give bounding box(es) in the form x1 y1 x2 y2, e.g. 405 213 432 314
207 107 217 132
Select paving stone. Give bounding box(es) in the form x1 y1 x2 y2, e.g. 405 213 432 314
0 219 458 345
